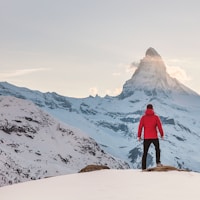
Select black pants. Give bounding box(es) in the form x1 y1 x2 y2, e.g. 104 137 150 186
142 139 161 170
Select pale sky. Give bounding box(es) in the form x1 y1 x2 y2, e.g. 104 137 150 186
1 0 200 97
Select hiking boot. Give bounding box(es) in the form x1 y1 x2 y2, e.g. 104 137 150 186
157 163 163 167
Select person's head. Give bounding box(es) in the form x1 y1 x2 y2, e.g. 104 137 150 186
147 104 153 110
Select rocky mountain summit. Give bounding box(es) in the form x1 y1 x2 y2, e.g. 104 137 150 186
120 47 197 99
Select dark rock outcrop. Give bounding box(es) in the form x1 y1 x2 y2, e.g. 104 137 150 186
79 165 110 173
144 165 189 172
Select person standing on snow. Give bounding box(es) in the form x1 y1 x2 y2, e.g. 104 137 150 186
138 104 164 170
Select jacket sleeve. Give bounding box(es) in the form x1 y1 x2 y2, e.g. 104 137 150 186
138 117 144 138
156 116 164 137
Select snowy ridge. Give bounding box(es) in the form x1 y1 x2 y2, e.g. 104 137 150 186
0 96 129 186
1 169 200 200
0 47 200 176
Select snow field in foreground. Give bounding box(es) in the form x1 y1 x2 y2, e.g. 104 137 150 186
1 169 200 200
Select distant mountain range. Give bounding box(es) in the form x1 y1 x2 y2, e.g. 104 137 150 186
0 47 200 186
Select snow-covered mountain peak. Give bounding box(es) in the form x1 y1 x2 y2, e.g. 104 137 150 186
120 48 197 98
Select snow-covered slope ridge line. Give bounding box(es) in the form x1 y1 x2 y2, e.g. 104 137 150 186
0 47 200 173
1 169 200 200
0 96 129 187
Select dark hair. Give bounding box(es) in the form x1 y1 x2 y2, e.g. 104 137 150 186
147 104 153 109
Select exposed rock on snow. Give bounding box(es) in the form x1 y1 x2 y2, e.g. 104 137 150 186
0 96 129 187
79 165 110 173
145 47 161 57
144 165 189 172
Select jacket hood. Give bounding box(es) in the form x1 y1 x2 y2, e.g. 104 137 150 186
145 109 154 116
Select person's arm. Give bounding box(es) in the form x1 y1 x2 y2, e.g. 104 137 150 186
138 117 144 140
157 116 164 138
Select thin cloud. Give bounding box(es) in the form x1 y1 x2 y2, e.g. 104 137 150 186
166 58 191 65
112 72 121 76
89 87 122 97
105 87 122 96
0 68 48 78
126 62 139 73
113 62 139 77
166 66 191 83
113 87 122 95
89 87 98 96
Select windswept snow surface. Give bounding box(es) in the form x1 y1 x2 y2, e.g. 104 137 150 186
1 169 200 200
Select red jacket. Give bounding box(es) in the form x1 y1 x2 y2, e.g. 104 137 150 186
138 109 164 139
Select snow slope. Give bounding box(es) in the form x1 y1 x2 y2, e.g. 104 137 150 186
1 169 200 200
0 96 128 186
